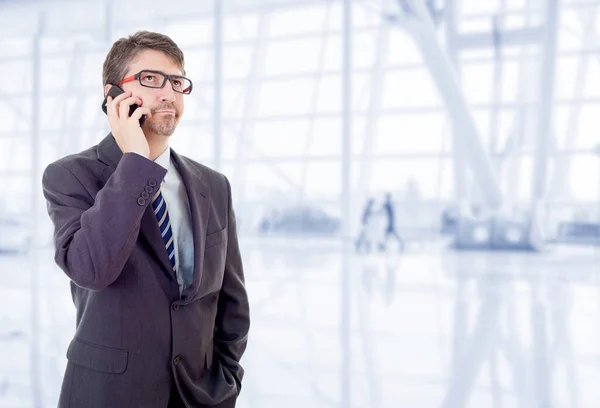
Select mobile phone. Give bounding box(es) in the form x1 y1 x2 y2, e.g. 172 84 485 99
101 85 146 127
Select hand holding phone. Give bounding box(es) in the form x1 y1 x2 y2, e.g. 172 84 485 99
101 85 152 158
102 85 147 126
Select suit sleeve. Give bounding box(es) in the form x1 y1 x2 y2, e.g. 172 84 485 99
42 153 167 291
213 176 250 392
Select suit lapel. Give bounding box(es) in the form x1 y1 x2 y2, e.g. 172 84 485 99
96 134 211 299
170 149 210 301
96 133 179 287
139 204 178 280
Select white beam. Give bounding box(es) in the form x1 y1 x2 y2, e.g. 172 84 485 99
456 27 543 49
29 12 44 408
444 0 468 202
213 0 223 171
395 0 503 209
356 19 391 202
531 0 559 202
547 8 598 200
341 1 352 407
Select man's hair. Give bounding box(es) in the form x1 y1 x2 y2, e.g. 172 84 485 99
102 30 185 87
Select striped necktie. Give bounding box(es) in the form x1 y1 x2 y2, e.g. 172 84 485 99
152 189 177 272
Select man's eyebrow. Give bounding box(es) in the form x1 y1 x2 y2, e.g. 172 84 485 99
144 69 186 76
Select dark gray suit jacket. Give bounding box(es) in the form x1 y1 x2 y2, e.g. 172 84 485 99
42 134 250 408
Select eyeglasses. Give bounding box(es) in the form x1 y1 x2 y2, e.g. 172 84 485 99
117 70 193 94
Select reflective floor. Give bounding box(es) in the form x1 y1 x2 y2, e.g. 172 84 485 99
2 238 600 407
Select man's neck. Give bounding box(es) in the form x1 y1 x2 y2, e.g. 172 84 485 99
146 134 170 161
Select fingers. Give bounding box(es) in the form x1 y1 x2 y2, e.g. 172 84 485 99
130 106 152 121
106 91 131 120
118 96 143 121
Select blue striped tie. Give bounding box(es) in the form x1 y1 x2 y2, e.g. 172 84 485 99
152 190 177 272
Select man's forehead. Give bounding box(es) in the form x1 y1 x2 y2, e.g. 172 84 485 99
128 67 184 76
127 51 183 76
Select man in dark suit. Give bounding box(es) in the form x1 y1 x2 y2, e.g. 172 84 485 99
41 31 250 408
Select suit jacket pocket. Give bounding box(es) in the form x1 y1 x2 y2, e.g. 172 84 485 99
205 228 226 251
67 337 128 374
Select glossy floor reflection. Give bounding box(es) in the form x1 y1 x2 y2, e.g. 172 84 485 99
1 238 600 407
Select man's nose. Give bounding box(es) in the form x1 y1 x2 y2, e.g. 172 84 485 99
159 81 176 102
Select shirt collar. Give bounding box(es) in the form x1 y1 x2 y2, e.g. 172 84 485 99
154 146 171 173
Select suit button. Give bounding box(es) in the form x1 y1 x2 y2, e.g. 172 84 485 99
149 179 157 187
172 304 180 312
173 356 181 365
137 197 146 206
141 191 149 199
145 186 153 194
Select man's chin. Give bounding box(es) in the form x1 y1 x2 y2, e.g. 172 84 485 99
144 119 178 136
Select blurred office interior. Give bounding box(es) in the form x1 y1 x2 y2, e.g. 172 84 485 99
1 0 600 407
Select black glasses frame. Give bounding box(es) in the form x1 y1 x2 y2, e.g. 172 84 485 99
118 70 193 95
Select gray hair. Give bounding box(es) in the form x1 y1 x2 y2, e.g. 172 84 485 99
102 30 185 89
